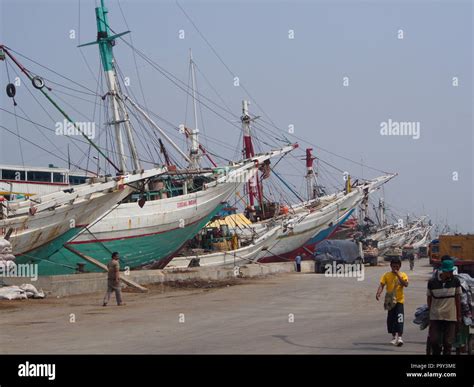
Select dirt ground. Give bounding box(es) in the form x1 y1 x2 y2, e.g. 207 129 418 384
0 260 433 354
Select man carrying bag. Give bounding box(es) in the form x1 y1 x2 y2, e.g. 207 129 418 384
376 258 409 346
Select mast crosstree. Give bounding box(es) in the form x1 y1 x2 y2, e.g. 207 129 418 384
79 0 141 173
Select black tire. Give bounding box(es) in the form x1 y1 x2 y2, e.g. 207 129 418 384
6 83 16 98
32 76 45 89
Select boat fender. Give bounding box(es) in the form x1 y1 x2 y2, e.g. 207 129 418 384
32 76 45 90
6 83 15 98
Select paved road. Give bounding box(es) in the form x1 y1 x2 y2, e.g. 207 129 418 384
0 260 432 354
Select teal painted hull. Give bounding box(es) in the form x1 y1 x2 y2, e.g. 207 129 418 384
15 206 222 276
14 227 84 274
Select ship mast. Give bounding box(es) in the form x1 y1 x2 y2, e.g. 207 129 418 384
188 50 201 169
241 100 263 207
79 0 141 173
305 148 318 200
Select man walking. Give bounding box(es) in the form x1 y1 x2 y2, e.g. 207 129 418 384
295 254 302 272
408 252 415 271
427 259 462 355
376 258 409 346
432 255 458 278
103 252 124 306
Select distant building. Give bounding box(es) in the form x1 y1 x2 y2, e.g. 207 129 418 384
0 164 92 199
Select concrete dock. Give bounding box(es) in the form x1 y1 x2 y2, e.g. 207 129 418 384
0 260 432 354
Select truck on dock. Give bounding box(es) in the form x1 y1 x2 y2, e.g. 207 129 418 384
430 234 474 276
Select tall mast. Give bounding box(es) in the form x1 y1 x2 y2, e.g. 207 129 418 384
119 90 141 172
241 100 257 206
79 0 141 173
305 148 317 200
189 50 201 169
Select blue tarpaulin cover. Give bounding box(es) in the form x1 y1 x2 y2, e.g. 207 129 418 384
314 240 360 263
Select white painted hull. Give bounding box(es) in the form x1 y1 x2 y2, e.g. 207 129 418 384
67 146 297 246
237 175 395 262
378 226 421 251
70 181 241 243
378 233 408 251
252 187 365 262
167 224 281 268
412 235 429 249
368 226 395 242
411 226 432 249
5 187 133 256
1 167 168 257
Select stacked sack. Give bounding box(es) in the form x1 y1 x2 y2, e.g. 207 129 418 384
0 284 45 300
0 237 15 265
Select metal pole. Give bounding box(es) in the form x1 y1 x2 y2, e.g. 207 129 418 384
189 50 200 168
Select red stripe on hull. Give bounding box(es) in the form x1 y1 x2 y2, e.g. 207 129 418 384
257 223 343 263
67 215 207 245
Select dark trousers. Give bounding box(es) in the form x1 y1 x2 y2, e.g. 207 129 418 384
296 263 301 272
387 303 404 335
429 320 457 355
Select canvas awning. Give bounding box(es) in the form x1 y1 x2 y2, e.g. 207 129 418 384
207 213 252 228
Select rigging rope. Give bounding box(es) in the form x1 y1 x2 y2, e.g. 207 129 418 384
174 1 393 176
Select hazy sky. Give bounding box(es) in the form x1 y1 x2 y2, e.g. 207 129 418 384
0 0 472 232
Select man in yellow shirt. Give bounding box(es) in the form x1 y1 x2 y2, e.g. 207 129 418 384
376 258 409 346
